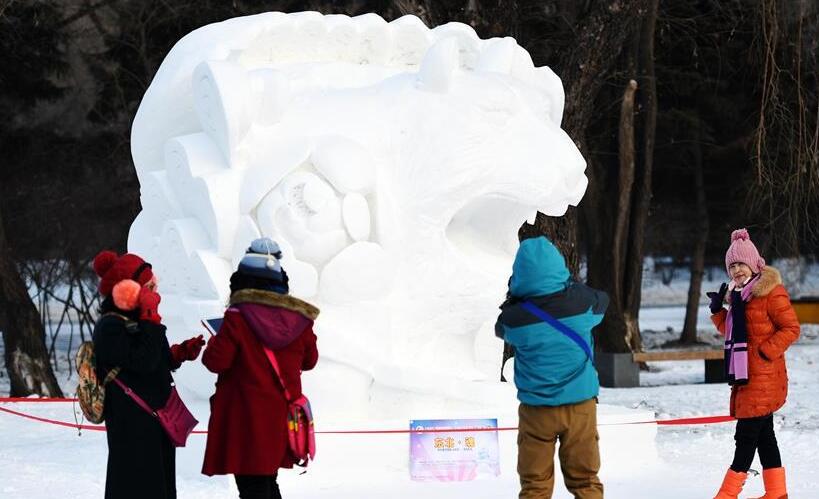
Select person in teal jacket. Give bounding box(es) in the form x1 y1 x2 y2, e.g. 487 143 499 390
496 236 608 499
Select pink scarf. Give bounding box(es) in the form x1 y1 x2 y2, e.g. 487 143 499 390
724 275 759 385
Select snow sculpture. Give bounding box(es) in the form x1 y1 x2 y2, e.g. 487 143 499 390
129 11 587 416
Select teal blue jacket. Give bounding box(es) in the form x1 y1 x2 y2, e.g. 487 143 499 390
495 237 609 406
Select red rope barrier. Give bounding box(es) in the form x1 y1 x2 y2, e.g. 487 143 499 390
0 405 104 431
0 400 734 433
0 397 78 403
317 427 521 434
656 415 735 425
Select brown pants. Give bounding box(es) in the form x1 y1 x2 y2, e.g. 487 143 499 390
518 398 603 499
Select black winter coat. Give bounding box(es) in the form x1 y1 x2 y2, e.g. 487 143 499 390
93 302 176 499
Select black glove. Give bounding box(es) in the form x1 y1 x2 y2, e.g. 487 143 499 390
706 283 729 314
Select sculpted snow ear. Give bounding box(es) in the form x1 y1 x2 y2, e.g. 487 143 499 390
476 37 517 74
192 60 253 165
417 36 460 93
535 66 566 127
390 15 431 66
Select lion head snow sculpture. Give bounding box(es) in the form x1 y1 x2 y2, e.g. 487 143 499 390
128 11 587 417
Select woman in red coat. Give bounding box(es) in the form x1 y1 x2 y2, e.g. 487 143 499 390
708 229 800 499
202 238 319 499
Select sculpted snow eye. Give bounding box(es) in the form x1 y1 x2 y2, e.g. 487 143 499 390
128 11 587 407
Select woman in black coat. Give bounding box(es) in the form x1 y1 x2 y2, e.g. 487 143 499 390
92 251 204 499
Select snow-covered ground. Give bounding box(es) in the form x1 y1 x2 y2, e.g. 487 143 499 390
2 304 817 497
601 328 819 499
3 267 817 497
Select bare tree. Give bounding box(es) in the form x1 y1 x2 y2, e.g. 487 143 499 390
622 0 659 355
0 204 63 397
0 1 67 396
506 0 652 372
579 0 657 354
499 0 651 379
681 124 709 344
750 0 819 255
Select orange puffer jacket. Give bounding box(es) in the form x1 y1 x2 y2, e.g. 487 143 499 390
711 267 801 418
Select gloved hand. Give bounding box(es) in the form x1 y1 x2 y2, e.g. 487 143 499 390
170 335 205 365
706 283 729 314
138 286 162 324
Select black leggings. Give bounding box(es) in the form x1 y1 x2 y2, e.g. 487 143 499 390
235 475 282 499
730 414 782 472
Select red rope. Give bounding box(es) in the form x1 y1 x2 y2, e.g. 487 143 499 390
0 397 78 403
0 401 734 433
0 405 104 431
656 415 735 425
0 405 208 433
317 427 521 434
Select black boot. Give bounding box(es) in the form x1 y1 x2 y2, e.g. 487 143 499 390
235 475 269 499
270 475 282 499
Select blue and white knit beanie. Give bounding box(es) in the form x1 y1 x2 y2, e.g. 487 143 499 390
238 237 285 282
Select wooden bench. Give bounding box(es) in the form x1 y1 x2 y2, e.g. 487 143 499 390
597 349 725 388
792 298 819 324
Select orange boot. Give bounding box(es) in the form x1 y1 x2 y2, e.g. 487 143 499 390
713 469 747 499
750 467 787 499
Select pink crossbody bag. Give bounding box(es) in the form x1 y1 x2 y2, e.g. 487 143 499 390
262 347 316 468
113 378 198 447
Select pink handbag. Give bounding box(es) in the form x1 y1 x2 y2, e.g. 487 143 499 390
114 378 198 447
262 347 316 467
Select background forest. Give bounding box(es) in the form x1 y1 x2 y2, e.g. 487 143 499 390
1 0 817 396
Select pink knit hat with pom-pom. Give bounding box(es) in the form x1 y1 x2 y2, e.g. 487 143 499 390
725 228 766 274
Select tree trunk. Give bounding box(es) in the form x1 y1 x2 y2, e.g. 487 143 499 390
558 0 652 146
551 0 652 261
0 204 63 397
557 0 647 275
681 127 708 344
582 0 656 354
504 0 650 370
621 0 659 354
613 80 639 307
519 209 580 277
559 0 651 354
591 79 640 353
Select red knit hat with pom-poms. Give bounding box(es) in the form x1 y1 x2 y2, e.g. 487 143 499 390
724 228 766 274
94 251 154 310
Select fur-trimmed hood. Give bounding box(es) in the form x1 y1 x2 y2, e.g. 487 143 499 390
228 289 319 350
726 266 782 303
229 289 319 320
752 266 782 297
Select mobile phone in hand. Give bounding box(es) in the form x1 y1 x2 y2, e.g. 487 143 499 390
201 318 223 337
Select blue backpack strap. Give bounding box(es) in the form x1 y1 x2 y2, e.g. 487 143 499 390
521 300 594 361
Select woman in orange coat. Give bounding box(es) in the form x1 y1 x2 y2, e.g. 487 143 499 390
708 229 800 499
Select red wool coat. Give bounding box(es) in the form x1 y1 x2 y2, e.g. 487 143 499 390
711 267 800 419
201 289 319 476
